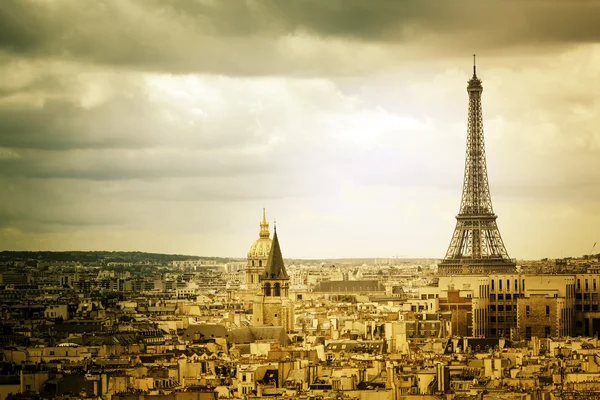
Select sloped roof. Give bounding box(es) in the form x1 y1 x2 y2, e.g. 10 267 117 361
285 369 305 383
231 344 251 355
262 228 289 280
229 326 291 346
313 280 385 293
250 326 289 344
184 324 228 341
229 327 255 344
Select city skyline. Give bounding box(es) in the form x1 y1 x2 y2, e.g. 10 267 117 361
1 1 599 259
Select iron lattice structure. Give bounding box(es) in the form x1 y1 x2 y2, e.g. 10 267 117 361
438 63 516 276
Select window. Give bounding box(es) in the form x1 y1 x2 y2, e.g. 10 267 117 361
499 280 502 290
526 306 530 316
586 279 589 290
490 294 496 301
490 316 496 322
522 280 526 291
506 305 512 311
545 326 551 337
578 279 581 290
498 305 504 311
526 326 532 340
49 351 55 356
515 280 518 291
489 305 496 312
506 294 512 300
507 280 510 291
498 294 504 300
546 306 550 316
491 280 495 290
595 279 597 290
421 294 427 300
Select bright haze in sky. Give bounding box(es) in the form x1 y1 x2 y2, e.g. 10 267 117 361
0 1 599 260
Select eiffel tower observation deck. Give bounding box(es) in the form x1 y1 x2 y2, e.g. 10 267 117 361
438 57 516 276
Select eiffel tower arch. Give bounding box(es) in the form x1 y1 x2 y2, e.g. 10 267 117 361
438 59 516 276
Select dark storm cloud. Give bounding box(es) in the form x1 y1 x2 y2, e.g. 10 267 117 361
1 0 600 74
0 148 272 181
0 98 180 150
0 177 125 232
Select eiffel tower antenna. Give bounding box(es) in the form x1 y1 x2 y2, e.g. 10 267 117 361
438 58 516 276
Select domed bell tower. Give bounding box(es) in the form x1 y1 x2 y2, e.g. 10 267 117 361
246 208 272 292
252 225 294 332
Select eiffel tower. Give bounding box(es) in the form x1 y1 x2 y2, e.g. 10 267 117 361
438 57 516 276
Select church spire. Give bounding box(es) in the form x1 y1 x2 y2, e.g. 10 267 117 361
259 208 270 239
264 227 289 280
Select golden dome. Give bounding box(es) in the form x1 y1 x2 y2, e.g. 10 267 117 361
248 237 272 258
248 208 272 259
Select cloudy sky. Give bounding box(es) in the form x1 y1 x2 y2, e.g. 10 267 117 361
1 0 599 260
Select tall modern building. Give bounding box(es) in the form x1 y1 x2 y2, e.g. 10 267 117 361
438 60 516 276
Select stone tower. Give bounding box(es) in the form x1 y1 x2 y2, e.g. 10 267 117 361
252 225 294 332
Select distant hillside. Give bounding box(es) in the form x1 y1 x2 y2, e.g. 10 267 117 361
0 251 233 265
0 250 443 267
